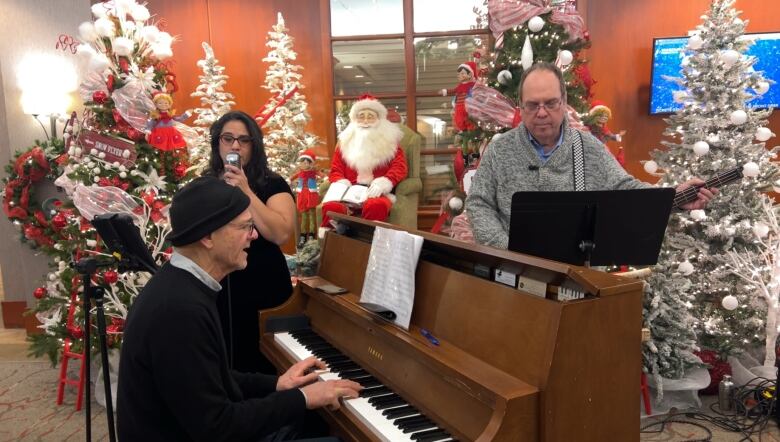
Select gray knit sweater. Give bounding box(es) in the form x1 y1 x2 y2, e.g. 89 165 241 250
466 123 651 249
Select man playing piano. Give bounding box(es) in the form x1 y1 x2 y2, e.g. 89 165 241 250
117 176 361 441
466 62 716 249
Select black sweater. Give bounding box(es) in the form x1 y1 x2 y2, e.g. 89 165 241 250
117 263 306 441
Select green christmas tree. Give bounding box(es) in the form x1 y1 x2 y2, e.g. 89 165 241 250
258 12 320 178
2 1 196 363
643 0 778 384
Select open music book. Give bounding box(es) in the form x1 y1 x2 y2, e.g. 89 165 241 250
322 182 368 206
359 226 423 330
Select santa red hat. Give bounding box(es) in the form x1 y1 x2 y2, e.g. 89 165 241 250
457 61 478 80
589 100 612 119
298 149 316 163
349 94 387 122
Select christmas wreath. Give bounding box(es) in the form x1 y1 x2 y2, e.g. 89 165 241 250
2 139 69 252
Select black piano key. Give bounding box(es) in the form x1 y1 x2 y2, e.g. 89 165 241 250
341 369 371 380
360 386 392 398
356 377 382 388
328 361 358 370
375 397 407 410
368 392 399 403
383 405 418 419
320 355 349 364
402 421 437 434
311 348 341 357
304 342 332 351
395 415 429 426
412 429 450 441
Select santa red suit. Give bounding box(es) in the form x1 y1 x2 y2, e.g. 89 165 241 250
321 96 407 228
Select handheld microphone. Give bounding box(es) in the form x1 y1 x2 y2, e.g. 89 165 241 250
225 152 241 169
528 165 539 171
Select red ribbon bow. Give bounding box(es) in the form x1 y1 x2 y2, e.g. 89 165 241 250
488 0 585 47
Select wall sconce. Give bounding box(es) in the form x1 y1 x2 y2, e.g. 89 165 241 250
17 53 78 140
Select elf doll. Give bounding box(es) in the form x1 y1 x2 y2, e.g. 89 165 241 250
146 92 191 151
583 100 626 167
440 61 478 133
290 149 323 247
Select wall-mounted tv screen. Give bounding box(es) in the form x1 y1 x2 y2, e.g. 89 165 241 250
650 33 780 115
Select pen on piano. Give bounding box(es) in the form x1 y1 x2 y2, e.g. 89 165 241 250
420 328 440 346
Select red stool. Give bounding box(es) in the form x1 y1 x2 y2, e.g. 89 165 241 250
56 291 87 410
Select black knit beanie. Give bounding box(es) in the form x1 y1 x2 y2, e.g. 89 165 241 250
167 176 250 247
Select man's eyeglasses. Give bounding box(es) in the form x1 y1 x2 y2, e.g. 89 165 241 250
219 134 254 147
232 221 256 234
521 99 563 113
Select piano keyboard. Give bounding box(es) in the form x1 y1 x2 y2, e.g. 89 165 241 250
275 329 458 442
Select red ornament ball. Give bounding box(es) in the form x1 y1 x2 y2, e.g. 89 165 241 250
69 326 84 340
103 270 119 284
52 213 68 229
33 287 47 299
174 163 188 179
92 90 108 104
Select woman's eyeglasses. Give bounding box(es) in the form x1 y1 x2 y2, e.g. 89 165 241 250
219 134 254 147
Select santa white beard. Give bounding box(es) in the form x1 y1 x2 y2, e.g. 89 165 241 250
338 119 403 184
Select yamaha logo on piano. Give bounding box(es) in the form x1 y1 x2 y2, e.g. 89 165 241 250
368 346 384 361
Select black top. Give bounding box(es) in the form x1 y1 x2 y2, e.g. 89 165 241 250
218 173 294 373
117 263 305 441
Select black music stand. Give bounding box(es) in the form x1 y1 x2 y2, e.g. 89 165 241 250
74 213 158 442
507 188 676 266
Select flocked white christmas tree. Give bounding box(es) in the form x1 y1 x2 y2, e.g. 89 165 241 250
643 0 778 385
258 12 320 178
190 42 234 172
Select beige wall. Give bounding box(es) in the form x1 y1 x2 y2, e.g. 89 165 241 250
0 1 90 305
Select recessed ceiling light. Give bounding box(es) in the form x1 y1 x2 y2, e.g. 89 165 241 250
355 74 364 78
365 81 372 84
343 65 353 69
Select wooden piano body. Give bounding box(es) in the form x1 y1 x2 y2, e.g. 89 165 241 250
260 214 643 441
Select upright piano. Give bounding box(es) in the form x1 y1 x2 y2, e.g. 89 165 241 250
260 214 643 441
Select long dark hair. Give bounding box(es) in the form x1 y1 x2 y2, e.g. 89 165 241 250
207 111 276 192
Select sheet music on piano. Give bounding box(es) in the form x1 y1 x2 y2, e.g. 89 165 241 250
359 226 423 330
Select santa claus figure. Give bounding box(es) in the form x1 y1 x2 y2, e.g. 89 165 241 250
440 61 478 132
321 95 407 229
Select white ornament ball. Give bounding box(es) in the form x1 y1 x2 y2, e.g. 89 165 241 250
721 49 740 67
688 34 704 50
733 17 744 26
119 172 127 179
76 43 96 60
528 16 545 33
118 165 127 172
448 197 463 211
98 152 106 159
721 295 738 311
112 36 134 57
558 50 574 66
755 81 770 95
690 209 706 221
112 161 120 168
729 109 747 125
155 32 173 47
497 70 513 85
756 127 774 142
78 22 98 41
643 160 658 174
68 147 76 156
753 222 770 239
90 148 98 156
93 167 101 174
93 176 100 183
706 133 720 144
94 18 114 37
48 273 58 281
678 261 695 276
693 141 710 156
74 148 82 156
122 150 131 159
743 162 760 177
